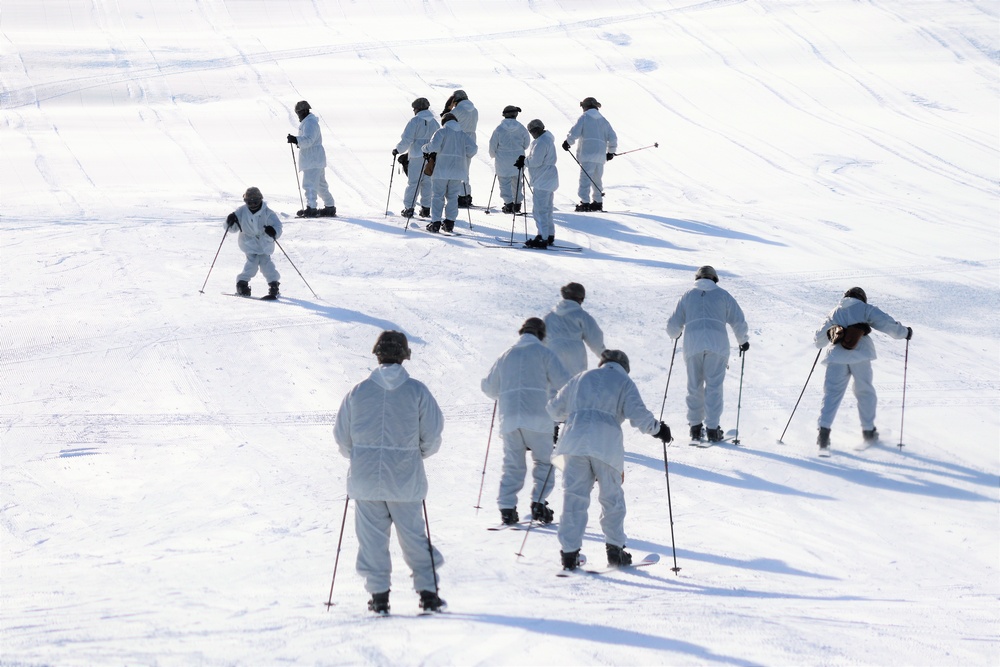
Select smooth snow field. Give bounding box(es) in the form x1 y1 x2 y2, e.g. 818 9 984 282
2 1 998 665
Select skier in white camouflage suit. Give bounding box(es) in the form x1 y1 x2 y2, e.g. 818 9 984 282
442 89 479 208
562 97 617 212
225 186 282 299
666 265 750 444
393 97 439 220
421 112 477 233
543 282 606 377
287 100 336 218
522 119 559 248
488 105 531 214
334 331 446 615
481 318 571 526
813 287 912 452
547 349 672 570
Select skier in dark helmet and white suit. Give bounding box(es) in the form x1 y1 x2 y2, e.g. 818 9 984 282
287 100 336 218
547 349 672 570
666 265 750 443
225 186 282 299
543 282 606 377
481 318 571 525
814 287 912 452
488 105 531 214
393 97 439 219
334 331 446 615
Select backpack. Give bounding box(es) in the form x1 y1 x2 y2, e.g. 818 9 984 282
827 323 873 350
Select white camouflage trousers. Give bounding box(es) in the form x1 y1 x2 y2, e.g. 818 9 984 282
685 351 728 428
532 189 555 239
431 178 462 223
354 499 443 594
402 159 432 211
237 253 280 283
818 360 877 431
557 455 627 552
497 428 555 511
498 173 524 205
301 168 334 208
577 161 605 203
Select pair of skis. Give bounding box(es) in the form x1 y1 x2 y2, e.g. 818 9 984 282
556 552 660 577
688 428 740 448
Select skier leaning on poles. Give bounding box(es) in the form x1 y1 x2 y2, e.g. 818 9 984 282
562 96 617 213
393 97 439 219
333 331 446 615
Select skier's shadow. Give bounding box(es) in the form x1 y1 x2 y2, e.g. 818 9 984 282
276 296 428 345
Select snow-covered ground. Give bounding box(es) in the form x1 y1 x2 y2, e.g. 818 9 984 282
2 1 998 665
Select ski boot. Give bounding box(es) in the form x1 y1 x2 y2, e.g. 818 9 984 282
590 201 603 212
531 501 554 524
513 202 522 213
319 205 337 217
457 194 473 208
260 281 279 301
501 202 513 214
817 427 831 450
500 507 519 525
419 206 431 218
574 201 592 212
368 590 390 615
442 219 455 233
418 590 446 612
401 207 415 219
689 423 703 444
862 427 878 443
706 426 724 443
545 235 555 247
561 549 581 571
298 206 319 218
606 543 633 567
236 280 251 297
426 220 441 233
524 235 548 248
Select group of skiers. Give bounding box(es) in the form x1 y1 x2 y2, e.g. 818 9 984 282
330 269 912 614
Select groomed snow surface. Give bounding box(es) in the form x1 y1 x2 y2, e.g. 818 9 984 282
2 1 998 665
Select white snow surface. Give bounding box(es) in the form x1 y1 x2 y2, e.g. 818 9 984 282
2 1 998 665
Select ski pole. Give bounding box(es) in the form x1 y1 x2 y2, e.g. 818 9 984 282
384 153 397 217
198 226 229 294
508 169 523 245
273 238 319 298
324 496 351 610
515 460 556 559
777 348 823 444
404 158 428 233
422 500 441 592
898 338 910 450
659 338 679 421
290 144 304 212
662 440 681 575
474 401 497 513
733 347 747 445
614 142 658 157
566 151 603 197
484 174 497 214
462 181 474 230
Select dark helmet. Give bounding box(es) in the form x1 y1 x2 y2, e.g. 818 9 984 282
526 118 545 133
599 349 630 374
372 330 411 364
294 100 311 115
518 317 546 341
243 187 263 208
560 282 586 303
844 287 867 303
412 97 430 111
502 105 521 118
695 265 719 283
441 112 458 124
452 89 469 102
580 97 601 110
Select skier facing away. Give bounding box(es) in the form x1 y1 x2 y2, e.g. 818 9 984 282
225 186 282 299
481 318 571 525
521 118 559 248
562 96 617 212
286 100 336 218
547 349 672 570
421 112 477 233
393 97 439 219
334 331 446 615
666 265 750 443
442 89 479 208
813 287 912 452
488 105 531 214
543 282 606 377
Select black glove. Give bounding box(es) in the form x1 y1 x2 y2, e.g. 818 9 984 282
906 326 913 340
739 341 750 354
226 212 238 228
606 152 614 161
392 148 399 156
514 155 526 169
561 140 571 152
654 422 673 443
264 225 276 238
398 153 409 165
287 134 298 145
553 423 560 444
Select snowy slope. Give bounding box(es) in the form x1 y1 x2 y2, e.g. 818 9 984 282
2 1 998 665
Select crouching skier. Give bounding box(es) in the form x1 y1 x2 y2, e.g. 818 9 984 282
225 186 282 299
546 349 672 571
333 331 447 614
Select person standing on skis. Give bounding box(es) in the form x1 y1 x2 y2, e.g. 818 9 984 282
488 105 531 214
481 318 571 526
225 186 282 300
813 287 912 453
334 331 446 615
666 265 750 444
521 119 559 248
442 89 479 208
562 97 617 212
543 282 606 377
547 349 672 570
421 112 477 234
393 97 439 220
287 100 336 218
